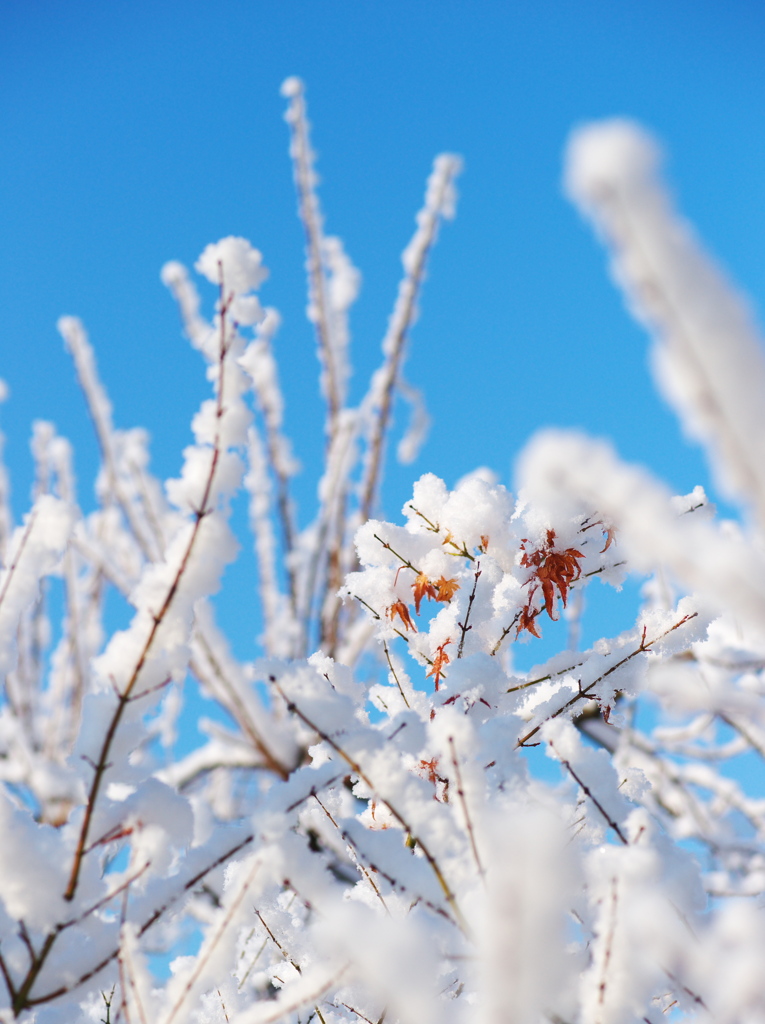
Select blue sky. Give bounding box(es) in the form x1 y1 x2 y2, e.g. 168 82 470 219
2 0 765 660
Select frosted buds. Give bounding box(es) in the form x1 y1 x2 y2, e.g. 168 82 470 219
195 236 269 326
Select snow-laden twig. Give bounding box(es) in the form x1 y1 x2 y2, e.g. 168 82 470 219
567 119 765 526
240 308 300 630
59 317 162 562
281 77 358 439
359 153 462 523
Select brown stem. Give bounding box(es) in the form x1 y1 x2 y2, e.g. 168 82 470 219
552 743 628 845
517 614 697 748
490 611 521 656
313 793 391 914
372 534 421 575
272 677 469 934
457 564 481 659
383 641 411 709
447 736 485 878
27 834 254 1009
63 286 233 905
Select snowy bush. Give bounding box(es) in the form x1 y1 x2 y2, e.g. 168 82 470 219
1 80 765 1023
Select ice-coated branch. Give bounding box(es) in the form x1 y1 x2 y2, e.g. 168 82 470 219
0 495 72 681
359 152 462 523
240 309 300 630
189 603 297 777
516 611 699 748
63 286 242 904
297 407 358 654
244 424 296 656
281 77 357 439
58 316 162 562
160 259 213 353
35 426 91 761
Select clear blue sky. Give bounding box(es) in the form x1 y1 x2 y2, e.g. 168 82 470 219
2 0 765 659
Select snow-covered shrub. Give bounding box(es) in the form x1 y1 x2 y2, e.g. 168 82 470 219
0 82 764 1023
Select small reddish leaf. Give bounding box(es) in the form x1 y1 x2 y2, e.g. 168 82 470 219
426 639 452 690
519 532 584 623
417 757 440 786
516 605 542 639
435 576 460 603
412 573 437 614
388 600 417 632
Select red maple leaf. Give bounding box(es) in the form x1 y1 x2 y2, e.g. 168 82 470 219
417 757 441 786
435 576 460 603
517 529 584 635
388 600 417 632
426 639 452 690
516 604 542 639
411 573 438 614
416 756 448 801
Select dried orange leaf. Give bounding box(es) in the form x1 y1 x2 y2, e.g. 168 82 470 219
388 600 417 632
435 576 460 602
412 573 438 614
426 639 452 690
516 606 542 639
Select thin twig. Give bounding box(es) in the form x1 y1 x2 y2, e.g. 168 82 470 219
255 909 303 974
447 736 485 879
25 834 255 1009
373 534 421 575
273 677 469 934
595 877 619 1024
457 563 481 659
507 661 586 694
0 506 38 613
550 742 628 845
517 614 697 747
60 863 151 932
313 793 391 915
359 158 460 522
490 611 521 656
337 824 459 929
383 641 411 709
